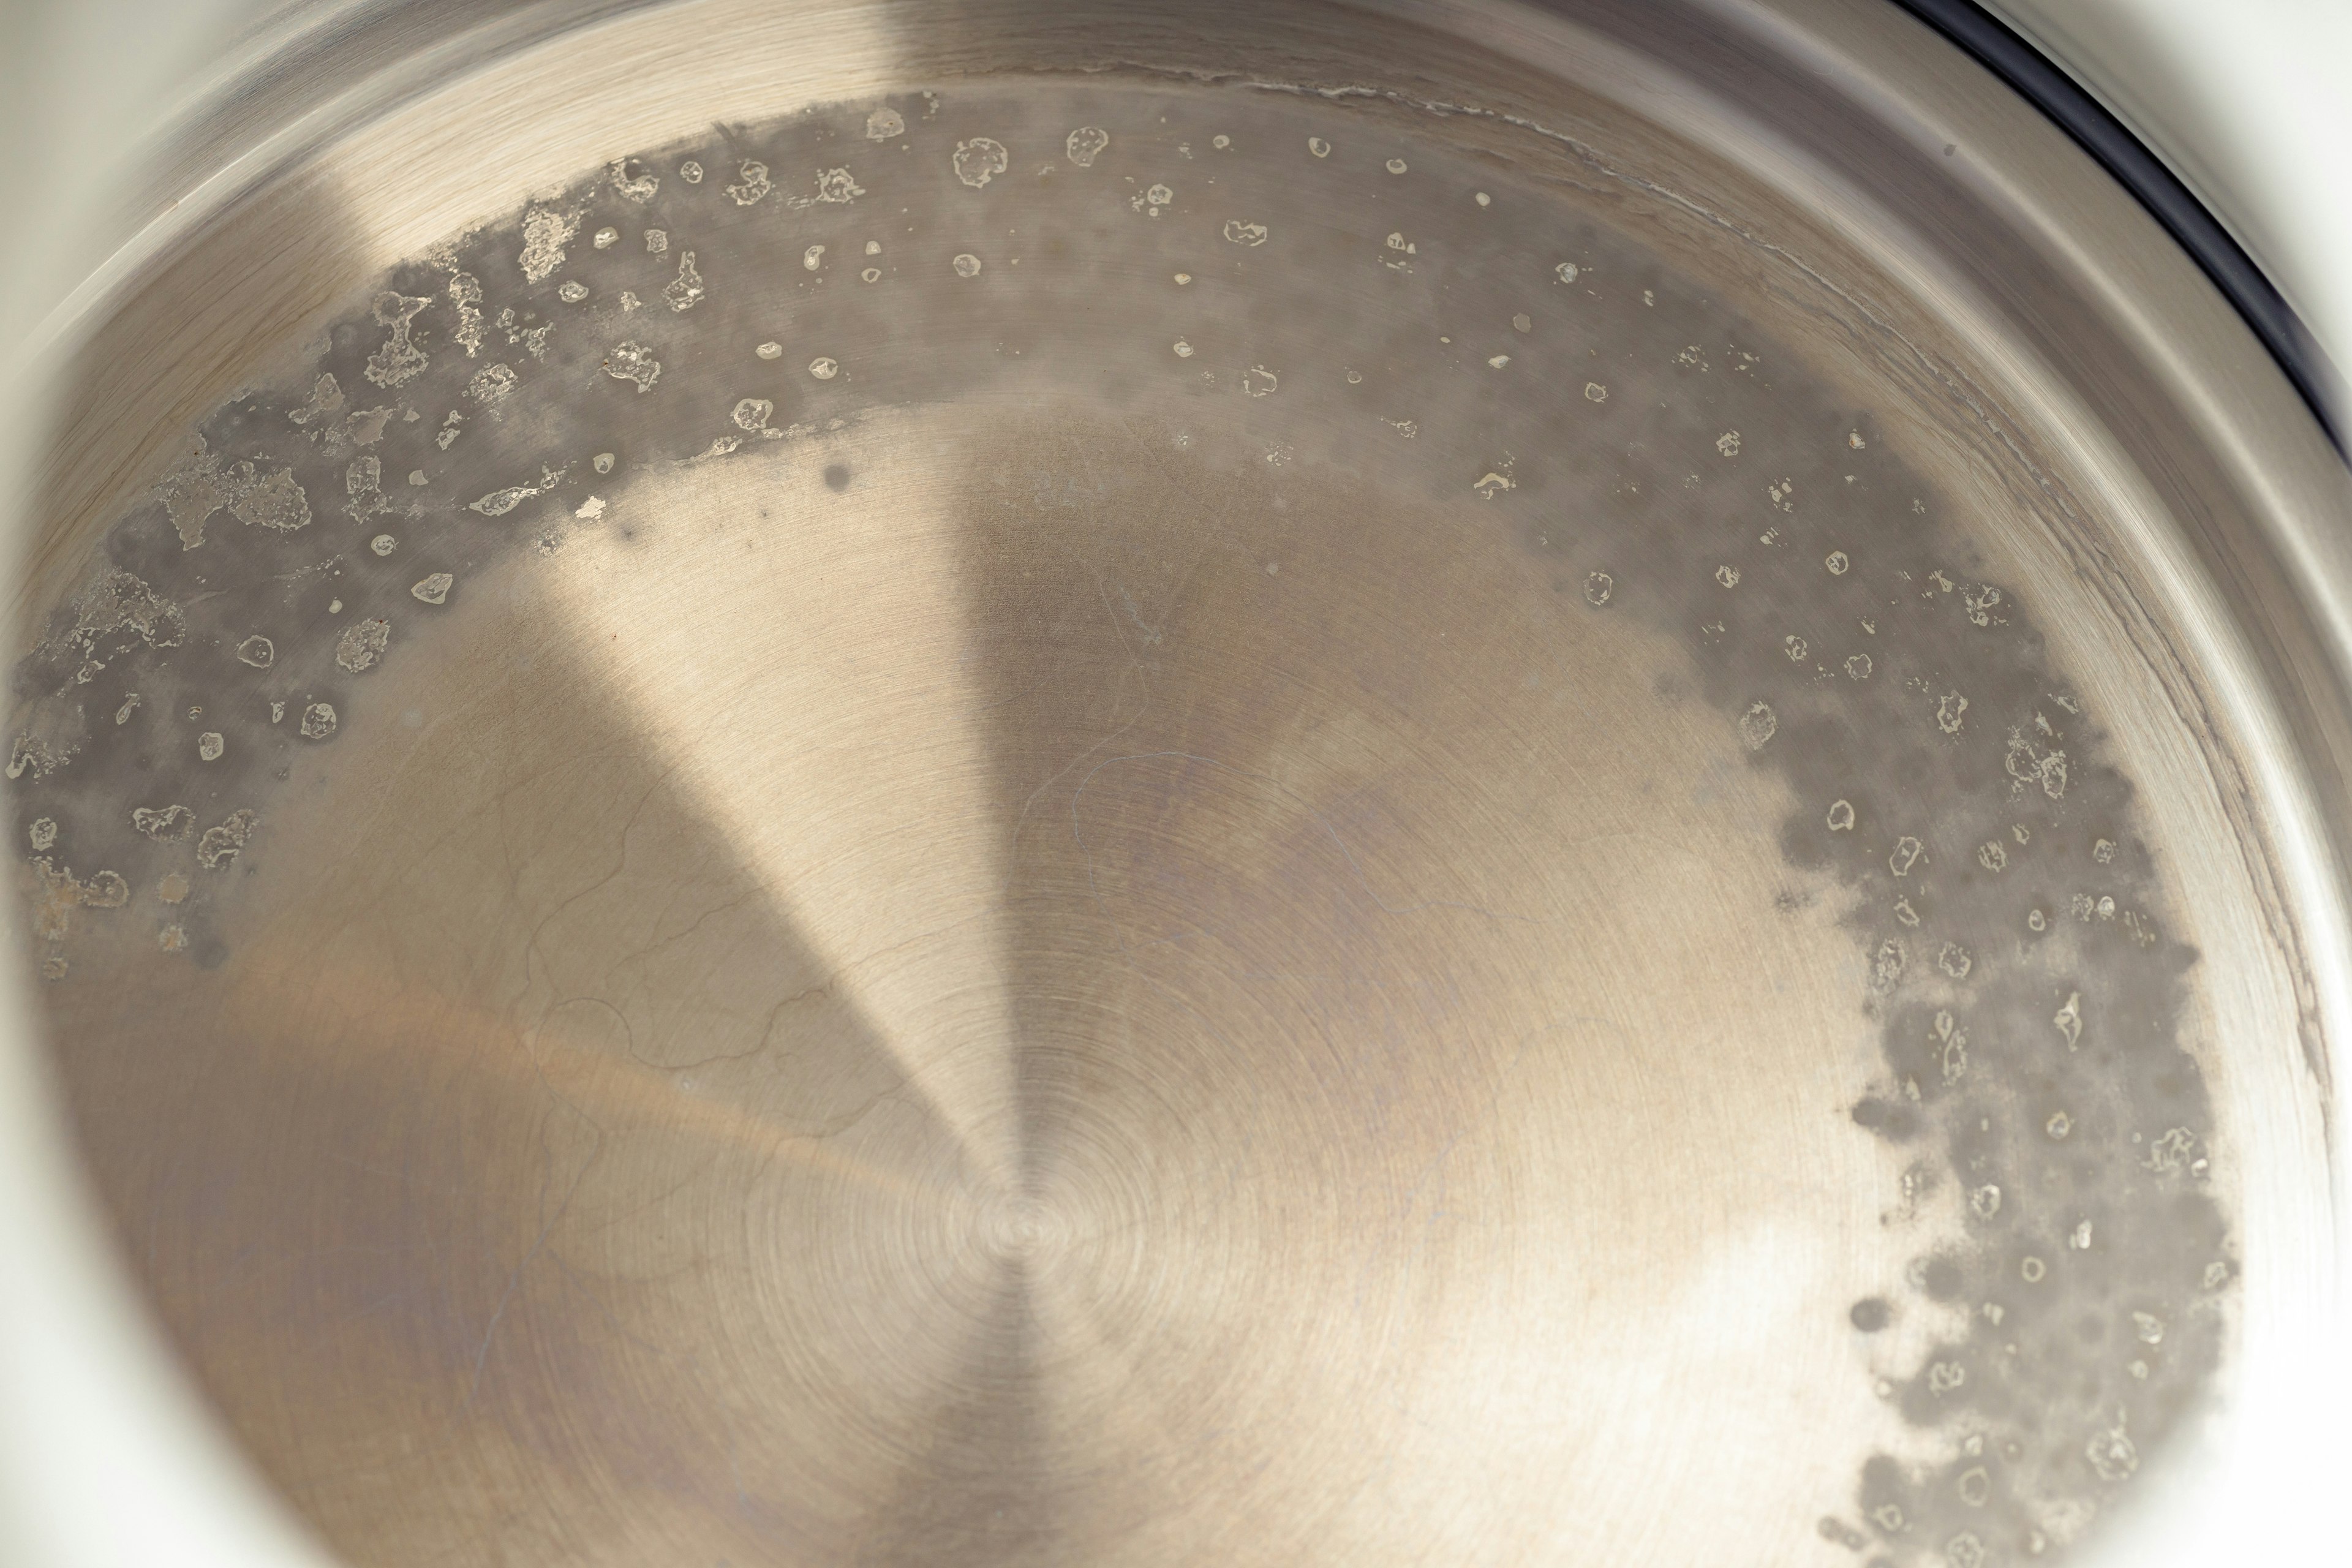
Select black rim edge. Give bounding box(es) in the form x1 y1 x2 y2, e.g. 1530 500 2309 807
1891 0 2346 457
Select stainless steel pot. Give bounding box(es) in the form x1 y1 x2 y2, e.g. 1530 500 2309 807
6 3 2346 1564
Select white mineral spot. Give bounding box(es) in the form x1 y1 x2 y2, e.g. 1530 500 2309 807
1937 691 1969 733
1173 340 1194 358
954 137 1011 187
811 168 864 203
644 228 669 254
2054 990 2082 1048
804 244 826 271
407 469 426 486
725 160 772 205
1827 799 1855 832
1385 157 1408 174
1223 219 1268 246
1241 365 1278 398
1475 191 1491 206
1784 635 1807 661
1308 137 1331 157
575 496 606 521
1844 653 1872 680
1716 430 1741 458
235 635 274 669
300 703 337 740
2094 837 2116 863
158 872 188 904
288 372 344 426
131 805 192 842
1584 382 1607 402
1487 355 1510 369
1554 262 1581 286
680 159 702 183
370 534 396 556
951 253 984 278
1066 126 1110 166
603 340 660 391
197 731 224 762
1968 1187 2000 1221
810 356 840 380
328 600 342 614
867 107 906 140
1890 836 1925 876
509 204 581 285
1473 472 1514 499
1826 549 1850 575
558 281 588 303
1977 840 2008 872
1577 571 1613 607
336 617 390 674
663 251 704 311
862 267 881 283
29 817 56 851
1345 369 1362 384
593 451 615 473
756 341 783 359
192 809 258 872
1738 701 1777 750
467 363 517 403
411 573 453 605
1715 565 1740 588
731 398 774 431
609 157 658 202
592 227 618 249
2021 1256 2046 1283
1212 134 1231 150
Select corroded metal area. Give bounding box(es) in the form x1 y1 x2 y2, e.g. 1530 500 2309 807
6 3 2346 1567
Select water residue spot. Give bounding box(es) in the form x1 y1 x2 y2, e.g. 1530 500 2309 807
954 138 1011 188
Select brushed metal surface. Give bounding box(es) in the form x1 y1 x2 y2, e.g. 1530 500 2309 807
6 2 2346 1566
